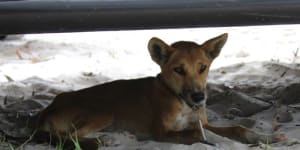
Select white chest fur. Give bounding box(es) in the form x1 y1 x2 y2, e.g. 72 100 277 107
170 103 201 131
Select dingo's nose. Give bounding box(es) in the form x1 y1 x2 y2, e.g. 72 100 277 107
191 92 205 103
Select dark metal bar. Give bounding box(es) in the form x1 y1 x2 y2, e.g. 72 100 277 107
1 0 300 34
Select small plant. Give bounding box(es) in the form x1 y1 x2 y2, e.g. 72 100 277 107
55 133 64 150
264 143 271 150
96 137 103 148
263 136 271 150
70 133 81 150
8 143 15 150
0 136 15 150
70 125 82 150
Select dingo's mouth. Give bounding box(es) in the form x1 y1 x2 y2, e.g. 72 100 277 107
179 94 205 111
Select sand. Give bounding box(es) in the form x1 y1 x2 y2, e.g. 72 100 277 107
0 25 300 150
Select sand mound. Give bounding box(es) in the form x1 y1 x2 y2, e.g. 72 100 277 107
0 62 300 150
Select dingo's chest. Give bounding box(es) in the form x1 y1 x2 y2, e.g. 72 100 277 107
169 103 200 131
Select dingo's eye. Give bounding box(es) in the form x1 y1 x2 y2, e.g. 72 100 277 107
199 65 207 74
174 66 186 76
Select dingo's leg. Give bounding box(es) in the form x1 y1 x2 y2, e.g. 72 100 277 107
204 124 285 144
154 122 204 144
74 112 113 137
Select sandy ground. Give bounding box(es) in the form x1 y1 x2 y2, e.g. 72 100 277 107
0 25 300 150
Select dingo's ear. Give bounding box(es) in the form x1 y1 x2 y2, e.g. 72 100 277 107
148 37 173 66
202 33 228 59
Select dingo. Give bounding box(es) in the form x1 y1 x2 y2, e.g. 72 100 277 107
34 33 284 149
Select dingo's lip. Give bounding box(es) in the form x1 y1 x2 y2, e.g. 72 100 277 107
191 100 205 111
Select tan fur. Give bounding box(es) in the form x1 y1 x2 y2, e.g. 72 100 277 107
35 33 285 149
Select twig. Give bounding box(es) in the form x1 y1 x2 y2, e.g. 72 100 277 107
280 71 287 77
15 130 37 150
4 75 14 82
293 48 299 63
199 120 207 141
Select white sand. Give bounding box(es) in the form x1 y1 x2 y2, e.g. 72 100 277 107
0 25 299 87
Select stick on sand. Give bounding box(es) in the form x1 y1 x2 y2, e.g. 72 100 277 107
199 119 207 141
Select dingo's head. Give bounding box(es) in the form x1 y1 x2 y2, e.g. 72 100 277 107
148 33 227 110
